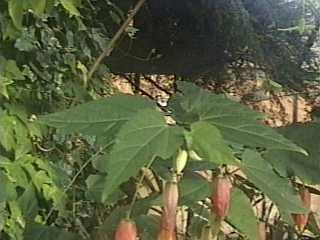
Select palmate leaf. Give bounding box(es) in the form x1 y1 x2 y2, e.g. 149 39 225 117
102 108 184 201
169 82 306 154
263 123 320 184
241 150 307 214
40 94 155 145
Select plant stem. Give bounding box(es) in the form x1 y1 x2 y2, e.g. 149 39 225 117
126 157 155 219
87 0 146 80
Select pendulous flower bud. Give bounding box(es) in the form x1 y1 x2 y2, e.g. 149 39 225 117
175 149 188 174
158 180 179 240
115 219 137 240
210 176 232 220
163 180 179 214
292 188 311 232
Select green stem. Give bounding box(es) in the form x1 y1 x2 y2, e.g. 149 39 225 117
126 157 155 219
45 142 113 223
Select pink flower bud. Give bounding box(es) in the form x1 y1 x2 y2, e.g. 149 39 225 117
210 176 232 220
115 219 137 240
158 180 179 240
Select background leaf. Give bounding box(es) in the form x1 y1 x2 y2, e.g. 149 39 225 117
263 123 320 184
241 150 306 214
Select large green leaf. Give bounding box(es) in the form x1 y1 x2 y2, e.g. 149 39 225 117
228 188 259 240
169 82 306 154
189 121 237 165
241 150 306 214
263 123 320 184
40 94 155 144
24 223 80 240
102 109 184 201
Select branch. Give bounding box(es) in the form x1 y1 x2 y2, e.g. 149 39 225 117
87 0 147 80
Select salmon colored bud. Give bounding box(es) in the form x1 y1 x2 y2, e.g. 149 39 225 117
163 180 179 213
210 176 232 220
158 180 179 240
158 212 177 240
115 219 137 240
175 149 188 174
292 188 311 232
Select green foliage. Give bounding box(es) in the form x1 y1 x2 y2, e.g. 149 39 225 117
0 0 319 238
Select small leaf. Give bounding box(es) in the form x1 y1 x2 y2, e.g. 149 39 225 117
241 150 307 214
102 109 184 201
228 188 259 240
0 114 16 151
18 184 39 220
24 223 81 240
60 0 81 16
30 0 47 16
0 171 17 202
8 0 24 29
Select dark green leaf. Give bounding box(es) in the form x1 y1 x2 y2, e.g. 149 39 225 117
24 223 81 240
